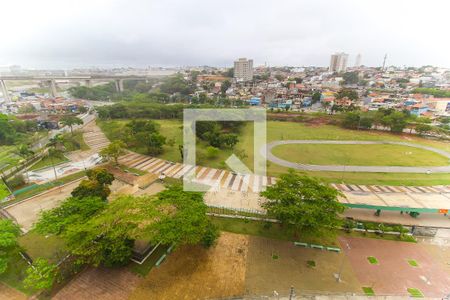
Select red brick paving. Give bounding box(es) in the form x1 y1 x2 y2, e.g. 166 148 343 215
339 236 450 298
53 267 141 300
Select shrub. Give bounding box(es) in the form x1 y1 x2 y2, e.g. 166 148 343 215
6 174 25 189
206 146 220 159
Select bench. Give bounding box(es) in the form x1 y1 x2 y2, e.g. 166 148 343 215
310 244 324 250
326 247 341 253
294 242 308 248
155 254 167 266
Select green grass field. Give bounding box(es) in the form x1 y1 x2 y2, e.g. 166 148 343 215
0 146 23 172
98 119 450 185
0 230 67 296
0 179 10 200
271 143 449 167
98 119 235 169
18 230 67 263
29 153 69 171
0 253 31 294
62 131 90 152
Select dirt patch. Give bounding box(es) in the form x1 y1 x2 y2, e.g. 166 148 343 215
340 236 450 298
129 232 248 300
53 267 141 300
244 236 361 297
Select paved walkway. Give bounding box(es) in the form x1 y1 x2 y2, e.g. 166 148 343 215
118 152 277 193
264 140 450 173
25 121 107 183
53 267 141 300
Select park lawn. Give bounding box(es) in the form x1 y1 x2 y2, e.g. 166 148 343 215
271 143 449 167
29 153 69 171
18 230 67 263
0 253 32 295
210 216 339 247
99 119 450 185
1 231 68 295
0 180 11 200
264 121 450 152
98 119 235 169
0 145 22 172
211 216 416 246
62 131 90 152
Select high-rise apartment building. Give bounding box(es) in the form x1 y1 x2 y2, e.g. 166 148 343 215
329 52 348 72
234 58 253 82
355 54 362 67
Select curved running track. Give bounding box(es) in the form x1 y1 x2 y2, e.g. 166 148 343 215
263 140 450 173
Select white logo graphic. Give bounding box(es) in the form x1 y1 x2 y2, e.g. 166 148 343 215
183 108 267 191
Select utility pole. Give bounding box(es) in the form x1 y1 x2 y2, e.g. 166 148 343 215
336 242 351 282
382 54 387 71
289 286 295 300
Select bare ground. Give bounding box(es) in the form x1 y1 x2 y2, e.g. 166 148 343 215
129 232 249 300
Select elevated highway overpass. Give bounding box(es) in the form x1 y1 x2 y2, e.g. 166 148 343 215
0 75 157 100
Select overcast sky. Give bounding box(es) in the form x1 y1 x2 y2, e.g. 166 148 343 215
1 0 449 69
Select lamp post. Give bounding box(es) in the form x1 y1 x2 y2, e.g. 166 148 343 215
336 242 351 283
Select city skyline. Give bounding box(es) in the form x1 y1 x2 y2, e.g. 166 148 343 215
1 0 450 69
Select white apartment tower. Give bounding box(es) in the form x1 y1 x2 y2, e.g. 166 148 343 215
234 58 253 82
329 52 349 73
355 53 362 67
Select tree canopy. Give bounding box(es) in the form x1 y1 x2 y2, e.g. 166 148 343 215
71 168 114 200
60 115 83 135
261 171 345 232
34 185 218 267
100 140 126 165
23 258 58 293
342 72 359 85
335 89 358 101
0 219 21 274
35 196 106 235
159 74 194 96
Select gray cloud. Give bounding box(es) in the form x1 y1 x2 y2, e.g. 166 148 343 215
1 0 449 68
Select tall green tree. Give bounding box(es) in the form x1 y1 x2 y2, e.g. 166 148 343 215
61 186 218 267
335 89 358 101
60 115 83 135
100 141 126 165
0 219 21 274
382 111 408 133
71 168 114 200
35 196 106 235
220 80 232 95
137 132 166 156
23 258 58 293
0 114 17 145
261 171 345 232
150 185 219 247
312 92 322 103
342 72 359 85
